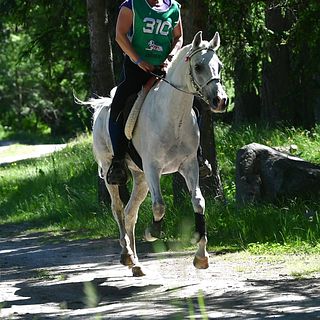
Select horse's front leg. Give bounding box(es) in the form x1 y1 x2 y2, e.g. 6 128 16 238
180 157 209 269
143 165 165 242
124 171 149 276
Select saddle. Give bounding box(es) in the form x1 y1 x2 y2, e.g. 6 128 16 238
124 76 159 140
121 68 165 170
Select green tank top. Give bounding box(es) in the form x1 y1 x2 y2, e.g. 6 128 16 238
131 0 181 65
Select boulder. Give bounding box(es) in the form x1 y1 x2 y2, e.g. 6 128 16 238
236 142 320 203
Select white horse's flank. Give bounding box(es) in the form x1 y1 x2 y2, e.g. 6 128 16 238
91 31 227 276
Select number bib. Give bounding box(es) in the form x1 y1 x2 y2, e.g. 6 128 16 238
131 0 180 65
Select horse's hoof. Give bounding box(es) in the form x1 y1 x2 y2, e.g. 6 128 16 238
132 265 146 277
120 254 135 267
193 255 209 269
144 228 158 242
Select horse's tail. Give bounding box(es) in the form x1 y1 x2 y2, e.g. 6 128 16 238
73 95 112 111
73 87 116 110
74 88 117 124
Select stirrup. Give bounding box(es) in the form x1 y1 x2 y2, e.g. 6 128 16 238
198 156 212 179
106 158 130 185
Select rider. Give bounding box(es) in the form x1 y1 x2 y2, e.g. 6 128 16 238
107 0 211 185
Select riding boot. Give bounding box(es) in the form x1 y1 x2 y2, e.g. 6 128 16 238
197 146 212 179
107 119 130 185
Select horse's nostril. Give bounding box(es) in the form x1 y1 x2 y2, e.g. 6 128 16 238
223 98 229 107
212 97 219 107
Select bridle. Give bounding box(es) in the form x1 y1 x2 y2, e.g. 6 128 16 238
187 47 221 100
150 47 221 103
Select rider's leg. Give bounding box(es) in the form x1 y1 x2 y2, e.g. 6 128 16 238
107 57 152 185
108 112 129 185
192 101 212 179
197 144 212 179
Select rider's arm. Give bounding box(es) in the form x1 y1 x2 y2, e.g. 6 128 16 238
115 7 154 72
168 17 183 61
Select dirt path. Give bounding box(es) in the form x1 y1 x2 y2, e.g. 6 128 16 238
1 229 320 320
0 141 67 166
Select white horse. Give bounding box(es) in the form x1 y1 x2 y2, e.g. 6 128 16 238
90 31 227 276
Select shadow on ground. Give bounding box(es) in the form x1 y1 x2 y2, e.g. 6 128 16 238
1 231 320 319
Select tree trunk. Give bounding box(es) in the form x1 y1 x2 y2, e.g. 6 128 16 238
87 0 115 204
86 0 115 96
236 143 320 204
181 0 210 42
313 73 320 124
261 1 294 124
196 98 225 200
233 57 261 125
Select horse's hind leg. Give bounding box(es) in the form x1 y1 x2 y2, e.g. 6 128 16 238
180 159 209 269
105 182 135 267
143 166 165 242
124 171 149 276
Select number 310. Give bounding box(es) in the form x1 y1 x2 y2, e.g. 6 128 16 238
143 18 172 36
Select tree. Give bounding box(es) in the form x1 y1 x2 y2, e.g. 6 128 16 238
86 0 116 204
206 1 266 126
0 0 91 135
86 0 115 96
261 1 294 124
261 0 320 128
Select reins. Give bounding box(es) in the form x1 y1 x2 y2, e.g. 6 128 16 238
149 70 194 96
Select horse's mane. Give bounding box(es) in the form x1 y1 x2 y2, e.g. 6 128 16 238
168 44 191 70
167 39 212 72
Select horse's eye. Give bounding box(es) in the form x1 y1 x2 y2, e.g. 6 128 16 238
194 63 202 73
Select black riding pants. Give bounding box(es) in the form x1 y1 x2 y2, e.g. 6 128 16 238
109 56 153 158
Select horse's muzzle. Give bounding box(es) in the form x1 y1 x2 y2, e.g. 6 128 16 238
211 96 228 113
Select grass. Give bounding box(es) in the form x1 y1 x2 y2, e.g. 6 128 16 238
0 124 319 254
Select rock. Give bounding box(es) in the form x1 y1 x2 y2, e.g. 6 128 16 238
236 142 320 203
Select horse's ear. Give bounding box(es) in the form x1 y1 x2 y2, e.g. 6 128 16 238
210 32 220 51
192 31 203 49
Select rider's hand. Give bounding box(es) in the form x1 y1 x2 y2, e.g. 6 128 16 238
153 65 166 78
137 60 154 73
162 54 174 72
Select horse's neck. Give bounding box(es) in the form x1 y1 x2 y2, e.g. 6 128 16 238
144 55 195 139
135 46 198 144
165 45 192 95
154 45 194 117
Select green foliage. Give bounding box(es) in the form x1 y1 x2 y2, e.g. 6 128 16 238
1 0 319 135
206 1 267 99
0 0 91 135
205 0 320 126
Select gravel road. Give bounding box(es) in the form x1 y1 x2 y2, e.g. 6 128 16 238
1 229 320 320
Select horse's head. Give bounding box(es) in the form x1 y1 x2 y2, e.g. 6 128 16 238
187 31 228 113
